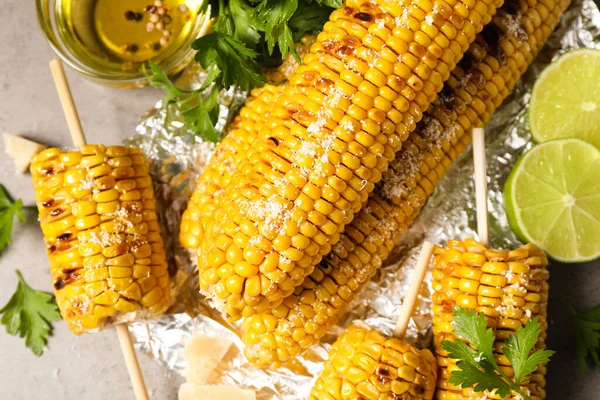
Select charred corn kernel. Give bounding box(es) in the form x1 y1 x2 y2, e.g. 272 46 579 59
193 0 502 322
31 145 170 334
243 0 569 369
309 325 437 400
432 240 550 400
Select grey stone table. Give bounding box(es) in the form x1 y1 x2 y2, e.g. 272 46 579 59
0 1 597 399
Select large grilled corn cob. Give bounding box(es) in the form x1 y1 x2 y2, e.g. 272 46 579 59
243 0 571 368
431 239 549 400
179 37 317 250
198 0 503 321
179 85 283 249
310 325 438 400
31 145 170 334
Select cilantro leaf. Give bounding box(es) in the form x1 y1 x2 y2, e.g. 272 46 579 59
572 303 600 371
442 308 554 400
0 184 24 252
0 270 61 356
502 317 554 382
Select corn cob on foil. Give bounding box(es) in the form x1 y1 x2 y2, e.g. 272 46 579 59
310 325 438 399
31 145 170 334
195 0 504 321
432 239 549 400
242 0 572 368
125 0 599 397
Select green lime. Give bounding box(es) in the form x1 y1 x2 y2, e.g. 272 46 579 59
529 49 600 149
504 139 600 262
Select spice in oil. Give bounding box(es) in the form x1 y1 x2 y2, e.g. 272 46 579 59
56 0 202 72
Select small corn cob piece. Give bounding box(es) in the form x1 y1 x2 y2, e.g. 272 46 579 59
31 145 170 334
179 36 317 250
243 0 571 368
431 239 549 400
199 0 503 321
309 325 437 400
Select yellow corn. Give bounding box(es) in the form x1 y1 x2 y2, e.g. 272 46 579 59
179 36 317 250
31 145 170 334
309 325 437 400
198 0 503 321
431 239 549 400
243 0 571 368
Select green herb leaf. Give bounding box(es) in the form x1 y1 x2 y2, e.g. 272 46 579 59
0 270 61 356
572 303 600 370
451 307 496 364
289 1 333 41
502 317 554 382
442 308 554 400
252 0 299 60
307 0 342 7
0 185 24 252
193 31 265 91
142 62 221 142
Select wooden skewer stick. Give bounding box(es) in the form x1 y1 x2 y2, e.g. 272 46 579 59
394 241 436 339
472 127 489 246
49 59 150 400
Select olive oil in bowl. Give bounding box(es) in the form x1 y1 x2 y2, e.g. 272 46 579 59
38 0 207 87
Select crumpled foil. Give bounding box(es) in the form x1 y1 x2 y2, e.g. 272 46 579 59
126 0 600 397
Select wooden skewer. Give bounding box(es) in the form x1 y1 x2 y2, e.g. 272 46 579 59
49 59 150 400
472 128 489 246
394 241 435 339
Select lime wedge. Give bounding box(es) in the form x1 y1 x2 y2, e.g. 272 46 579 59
529 49 600 149
504 139 600 262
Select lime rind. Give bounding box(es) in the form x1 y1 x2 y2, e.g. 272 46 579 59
504 138 600 262
529 49 600 149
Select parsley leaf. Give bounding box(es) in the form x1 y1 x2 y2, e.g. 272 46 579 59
307 0 342 7
289 1 333 41
142 62 220 142
192 31 265 92
0 270 61 356
0 184 24 252
572 303 600 371
442 307 554 400
502 318 554 383
252 0 299 60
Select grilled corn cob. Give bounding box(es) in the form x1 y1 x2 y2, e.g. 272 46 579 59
179 36 317 250
431 239 549 400
309 325 437 400
199 0 503 321
243 0 571 367
31 145 170 334
179 85 282 249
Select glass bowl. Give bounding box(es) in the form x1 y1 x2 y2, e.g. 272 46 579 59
36 0 211 89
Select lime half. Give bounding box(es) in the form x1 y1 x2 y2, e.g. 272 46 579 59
504 139 600 262
529 49 600 149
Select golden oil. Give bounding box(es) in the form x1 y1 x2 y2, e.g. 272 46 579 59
54 0 203 74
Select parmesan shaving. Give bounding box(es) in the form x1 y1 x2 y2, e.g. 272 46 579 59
183 334 233 385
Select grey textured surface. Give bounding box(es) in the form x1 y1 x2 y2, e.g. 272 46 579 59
0 1 598 399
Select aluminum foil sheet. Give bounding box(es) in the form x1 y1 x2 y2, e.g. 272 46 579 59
126 1 600 397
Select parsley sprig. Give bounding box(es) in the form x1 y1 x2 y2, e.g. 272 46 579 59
143 0 340 142
442 307 554 400
0 184 24 252
572 303 600 370
1 270 61 356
